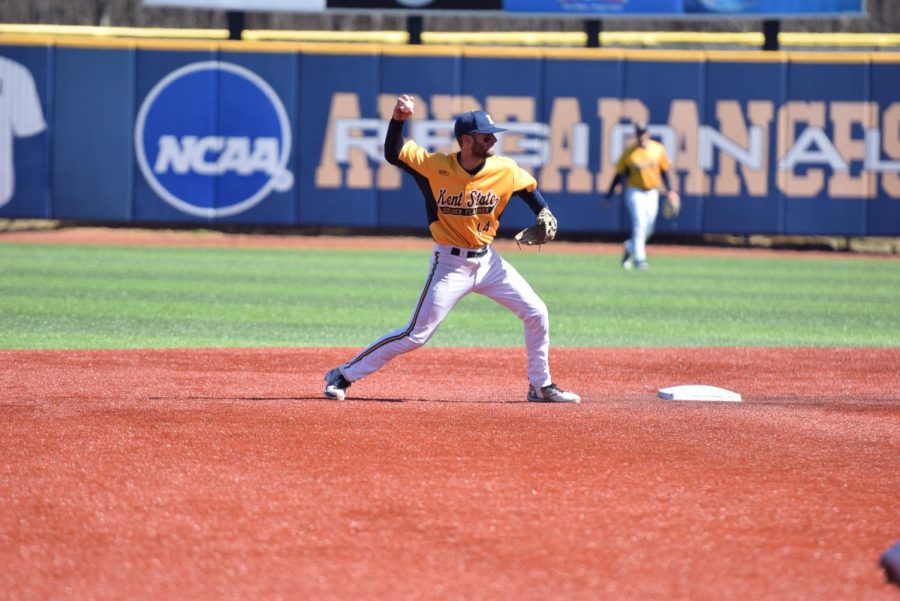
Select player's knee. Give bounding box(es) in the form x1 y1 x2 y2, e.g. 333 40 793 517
406 338 426 351
405 330 432 350
522 300 549 329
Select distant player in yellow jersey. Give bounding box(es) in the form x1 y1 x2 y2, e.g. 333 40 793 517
323 94 580 404
605 122 678 270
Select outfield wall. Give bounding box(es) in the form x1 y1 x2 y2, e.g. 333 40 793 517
2 36 899 236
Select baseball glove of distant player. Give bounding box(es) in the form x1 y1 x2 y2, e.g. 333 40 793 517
662 191 681 220
515 208 558 247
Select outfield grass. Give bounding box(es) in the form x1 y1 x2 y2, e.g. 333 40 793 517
1 242 898 349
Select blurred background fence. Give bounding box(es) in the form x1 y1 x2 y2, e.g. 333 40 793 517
2 0 897 36
1 1 898 240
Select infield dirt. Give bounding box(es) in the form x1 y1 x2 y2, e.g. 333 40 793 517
1 227 899 600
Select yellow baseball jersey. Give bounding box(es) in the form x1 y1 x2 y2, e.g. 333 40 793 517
398 139 537 248
615 139 671 191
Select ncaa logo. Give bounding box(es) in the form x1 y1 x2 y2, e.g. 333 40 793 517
135 61 293 218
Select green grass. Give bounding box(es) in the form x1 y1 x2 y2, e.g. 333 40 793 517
1 242 898 349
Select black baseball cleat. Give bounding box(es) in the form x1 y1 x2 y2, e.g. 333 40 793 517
621 249 633 270
527 383 581 403
323 367 351 400
882 540 900 585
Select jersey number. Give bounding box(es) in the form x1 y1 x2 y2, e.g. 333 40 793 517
477 221 492 234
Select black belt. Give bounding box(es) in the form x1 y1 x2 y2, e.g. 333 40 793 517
450 246 488 258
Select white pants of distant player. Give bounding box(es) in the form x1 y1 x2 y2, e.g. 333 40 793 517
624 186 660 266
340 244 553 389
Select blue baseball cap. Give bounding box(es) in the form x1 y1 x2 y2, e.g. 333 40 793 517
454 110 507 138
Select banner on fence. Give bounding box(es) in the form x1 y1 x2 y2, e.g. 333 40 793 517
503 0 866 17
0 40 897 236
142 0 325 11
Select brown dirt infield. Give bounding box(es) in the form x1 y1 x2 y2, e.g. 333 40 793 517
2 227 899 600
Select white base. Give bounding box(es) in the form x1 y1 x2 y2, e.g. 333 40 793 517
657 384 742 402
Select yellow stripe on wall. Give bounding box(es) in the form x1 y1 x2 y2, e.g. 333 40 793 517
1 23 898 51
0 28 895 63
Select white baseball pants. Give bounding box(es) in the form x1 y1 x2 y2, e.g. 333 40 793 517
624 186 660 264
340 244 553 388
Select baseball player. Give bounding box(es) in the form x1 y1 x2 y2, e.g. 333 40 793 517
323 94 580 404
604 122 678 270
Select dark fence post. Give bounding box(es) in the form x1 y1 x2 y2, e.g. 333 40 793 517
407 14 423 45
585 19 602 48
227 10 245 41
763 19 780 51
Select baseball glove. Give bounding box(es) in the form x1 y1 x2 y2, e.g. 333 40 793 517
515 208 558 247
662 191 681 220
